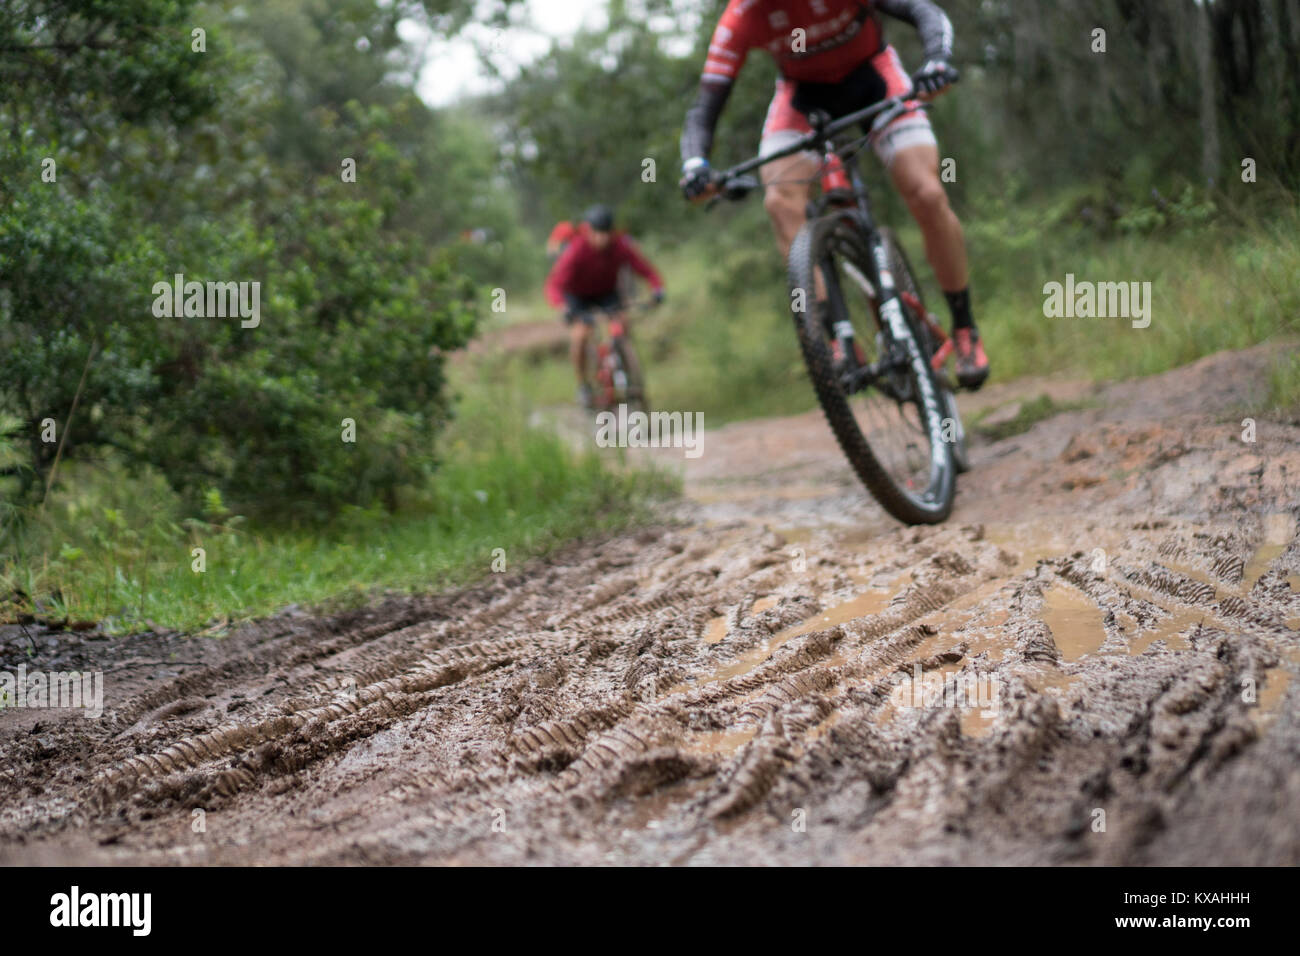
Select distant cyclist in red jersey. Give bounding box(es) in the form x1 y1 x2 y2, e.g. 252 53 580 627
679 0 987 388
545 205 665 409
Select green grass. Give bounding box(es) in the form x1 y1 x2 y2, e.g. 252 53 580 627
969 394 1096 442
955 190 1300 383
1266 350 1300 423
0 382 676 635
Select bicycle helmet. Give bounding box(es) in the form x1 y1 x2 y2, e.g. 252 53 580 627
582 204 615 232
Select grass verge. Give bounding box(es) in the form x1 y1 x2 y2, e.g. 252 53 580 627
1266 350 1300 423
969 394 1096 442
0 384 676 635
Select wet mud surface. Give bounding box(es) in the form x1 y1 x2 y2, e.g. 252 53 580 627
3 345 1298 865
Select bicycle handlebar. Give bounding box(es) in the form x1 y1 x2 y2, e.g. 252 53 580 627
708 92 929 205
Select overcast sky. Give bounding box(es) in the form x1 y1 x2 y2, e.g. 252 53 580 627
408 0 611 108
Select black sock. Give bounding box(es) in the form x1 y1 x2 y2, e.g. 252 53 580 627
944 288 974 331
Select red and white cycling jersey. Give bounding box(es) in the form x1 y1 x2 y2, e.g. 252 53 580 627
704 0 887 85
681 0 952 165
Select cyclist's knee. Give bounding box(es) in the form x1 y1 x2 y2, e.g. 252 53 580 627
899 176 950 223
763 183 804 222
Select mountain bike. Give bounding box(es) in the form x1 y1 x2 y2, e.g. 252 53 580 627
709 93 969 524
576 297 656 414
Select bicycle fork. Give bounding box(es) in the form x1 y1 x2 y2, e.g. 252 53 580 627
817 227 908 380
814 150 907 367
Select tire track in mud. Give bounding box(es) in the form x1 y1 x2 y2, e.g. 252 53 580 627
3 346 1300 864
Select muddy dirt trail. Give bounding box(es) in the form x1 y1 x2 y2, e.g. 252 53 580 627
4 344 1299 865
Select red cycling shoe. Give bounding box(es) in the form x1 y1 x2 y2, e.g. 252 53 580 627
931 326 989 390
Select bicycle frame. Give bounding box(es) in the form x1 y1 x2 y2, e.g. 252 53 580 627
715 92 948 430
577 298 656 409
725 96 925 387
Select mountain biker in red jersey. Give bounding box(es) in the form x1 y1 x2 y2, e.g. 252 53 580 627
545 205 665 409
679 0 987 388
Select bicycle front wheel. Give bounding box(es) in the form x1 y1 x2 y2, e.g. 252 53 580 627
612 336 648 413
788 213 955 524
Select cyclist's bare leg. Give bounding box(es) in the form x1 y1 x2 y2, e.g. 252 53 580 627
888 143 968 293
569 321 591 385
889 140 987 385
762 152 828 302
761 152 817 259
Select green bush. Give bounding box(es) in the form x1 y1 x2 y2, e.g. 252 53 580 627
0 138 479 522
0 0 499 523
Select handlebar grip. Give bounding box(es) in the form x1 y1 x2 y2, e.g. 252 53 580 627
704 174 760 212
723 175 760 200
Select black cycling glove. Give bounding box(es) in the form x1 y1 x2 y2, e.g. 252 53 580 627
679 158 715 201
912 60 959 96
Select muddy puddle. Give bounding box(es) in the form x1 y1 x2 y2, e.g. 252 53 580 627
1242 513 1296 590
678 587 896 694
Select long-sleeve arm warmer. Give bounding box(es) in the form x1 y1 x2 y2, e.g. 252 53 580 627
680 77 733 164
875 0 954 61
544 243 577 308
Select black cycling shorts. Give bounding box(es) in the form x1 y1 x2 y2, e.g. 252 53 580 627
564 290 623 325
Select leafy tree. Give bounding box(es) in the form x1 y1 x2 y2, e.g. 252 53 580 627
0 0 498 521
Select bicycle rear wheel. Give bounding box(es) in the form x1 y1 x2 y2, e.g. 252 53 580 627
788 213 955 524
